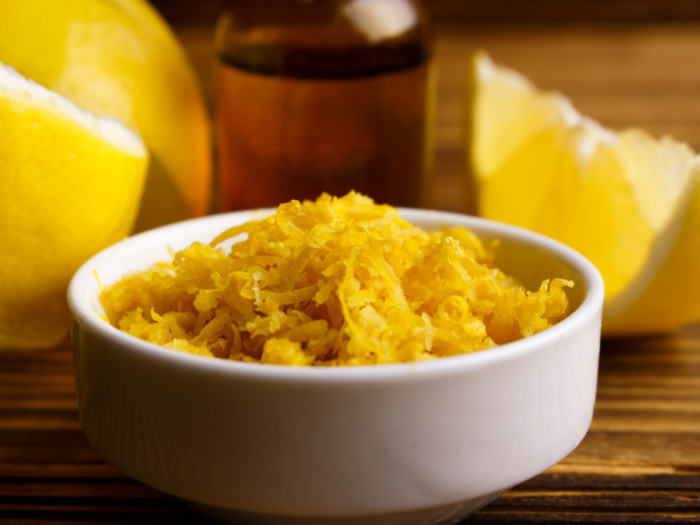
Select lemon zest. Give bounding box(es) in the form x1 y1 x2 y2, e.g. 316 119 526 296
100 193 572 366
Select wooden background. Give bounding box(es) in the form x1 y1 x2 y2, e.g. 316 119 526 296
2 0 700 523
152 0 700 214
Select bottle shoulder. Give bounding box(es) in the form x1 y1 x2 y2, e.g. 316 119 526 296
215 0 432 78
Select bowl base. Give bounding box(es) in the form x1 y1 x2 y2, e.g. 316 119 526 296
182 491 506 525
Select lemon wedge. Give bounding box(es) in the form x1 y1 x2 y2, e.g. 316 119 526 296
466 51 700 335
0 63 148 349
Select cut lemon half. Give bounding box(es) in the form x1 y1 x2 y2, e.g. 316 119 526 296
466 51 700 335
0 63 148 349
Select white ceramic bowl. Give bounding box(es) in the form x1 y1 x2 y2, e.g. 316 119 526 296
68 209 604 525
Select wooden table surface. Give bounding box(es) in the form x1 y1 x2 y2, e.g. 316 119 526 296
3 1 700 523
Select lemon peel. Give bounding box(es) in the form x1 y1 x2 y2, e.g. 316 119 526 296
0 64 146 156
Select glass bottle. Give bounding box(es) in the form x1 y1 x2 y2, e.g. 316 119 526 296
214 0 434 210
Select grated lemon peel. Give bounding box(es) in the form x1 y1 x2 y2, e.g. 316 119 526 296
100 192 573 366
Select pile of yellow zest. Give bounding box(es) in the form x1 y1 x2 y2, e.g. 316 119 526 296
100 192 573 366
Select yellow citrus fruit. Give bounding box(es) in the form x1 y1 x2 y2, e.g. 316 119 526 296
0 0 211 231
465 51 700 335
0 63 148 349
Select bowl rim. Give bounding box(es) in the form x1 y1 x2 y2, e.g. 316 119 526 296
68 208 604 384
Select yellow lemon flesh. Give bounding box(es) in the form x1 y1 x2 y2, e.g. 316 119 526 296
0 63 148 349
0 0 211 230
466 51 700 335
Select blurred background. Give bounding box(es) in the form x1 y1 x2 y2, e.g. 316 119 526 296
152 0 700 212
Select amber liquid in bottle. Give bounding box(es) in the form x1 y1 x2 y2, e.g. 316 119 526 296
215 0 433 210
